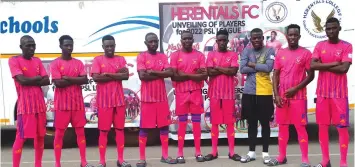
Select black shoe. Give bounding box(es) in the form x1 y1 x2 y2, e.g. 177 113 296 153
204 153 218 161
136 160 146 167
160 157 178 164
117 161 131 167
176 156 186 164
195 155 205 162
228 153 241 161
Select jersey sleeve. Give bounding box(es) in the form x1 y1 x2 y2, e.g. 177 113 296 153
136 53 146 71
78 61 87 76
37 58 48 77
206 52 214 68
170 52 178 69
162 53 171 69
312 42 321 60
273 50 282 70
50 60 62 79
199 52 206 68
231 52 239 67
8 57 23 78
342 44 353 63
304 50 312 70
90 57 101 76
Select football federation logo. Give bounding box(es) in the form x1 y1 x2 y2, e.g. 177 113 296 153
265 2 288 23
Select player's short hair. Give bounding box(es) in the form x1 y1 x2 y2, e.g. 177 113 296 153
286 24 301 34
326 17 340 25
250 28 263 35
145 32 157 41
20 35 34 44
216 29 229 37
102 35 115 43
59 35 73 45
271 31 277 35
180 30 192 38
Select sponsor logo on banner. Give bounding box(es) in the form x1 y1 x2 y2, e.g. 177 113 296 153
265 2 288 23
303 0 342 39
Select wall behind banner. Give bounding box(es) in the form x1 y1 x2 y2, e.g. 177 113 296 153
0 0 354 140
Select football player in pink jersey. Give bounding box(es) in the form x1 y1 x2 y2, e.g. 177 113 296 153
9 35 50 167
170 31 208 163
204 29 241 162
136 33 177 167
268 24 314 167
266 31 283 54
310 18 352 167
50 35 94 167
91 35 131 167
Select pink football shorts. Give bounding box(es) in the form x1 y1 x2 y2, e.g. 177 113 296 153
17 112 46 139
54 110 87 129
316 97 349 127
210 98 236 124
175 89 204 116
276 99 308 125
140 101 170 128
98 106 126 130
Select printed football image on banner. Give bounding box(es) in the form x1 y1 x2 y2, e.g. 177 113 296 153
159 1 281 139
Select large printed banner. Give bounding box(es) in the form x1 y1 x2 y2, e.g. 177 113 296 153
159 1 284 140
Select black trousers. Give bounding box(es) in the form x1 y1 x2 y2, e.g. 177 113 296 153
241 94 274 152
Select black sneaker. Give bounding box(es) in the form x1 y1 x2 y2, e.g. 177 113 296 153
195 155 205 162
117 161 131 167
176 156 186 164
204 153 218 161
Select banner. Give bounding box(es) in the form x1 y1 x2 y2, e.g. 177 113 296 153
159 1 287 140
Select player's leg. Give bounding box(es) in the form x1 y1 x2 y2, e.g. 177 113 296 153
136 102 155 167
190 90 205 162
223 99 239 161
258 95 274 164
175 92 189 163
53 111 70 167
114 106 131 167
71 110 94 167
12 114 27 167
156 101 177 164
97 108 114 166
292 100 310 166
240 94 257 163
331 98 350 167
315 97 331 167
268 100 289 166
204 98 221 161
34 113 46 167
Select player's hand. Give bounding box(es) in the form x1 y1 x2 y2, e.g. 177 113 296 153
196 69 203 74
146 70 154 75
274 96 283 108
102 73 110 77
247 62 256 68
285 87 298 98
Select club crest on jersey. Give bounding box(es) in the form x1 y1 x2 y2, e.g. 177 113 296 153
192 59 197 64
158 60 163 66
226 57 231 62
335 49 342 57
295 56 302 64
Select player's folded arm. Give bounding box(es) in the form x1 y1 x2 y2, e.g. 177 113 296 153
63 75 89 85
215 66 238 76
92 73 114 83
187 68 208 81
106 71 129 80
327 62 351 74
52 78 72 88
14 74 43 86
137 70 159 81
255 49 275 73
207 67 222 76
310 58 338 70
151 67 174 78
171 68 189 82
239 50 256 74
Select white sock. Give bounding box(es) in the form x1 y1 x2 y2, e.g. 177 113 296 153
262 152 269 158
247 151 256 158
